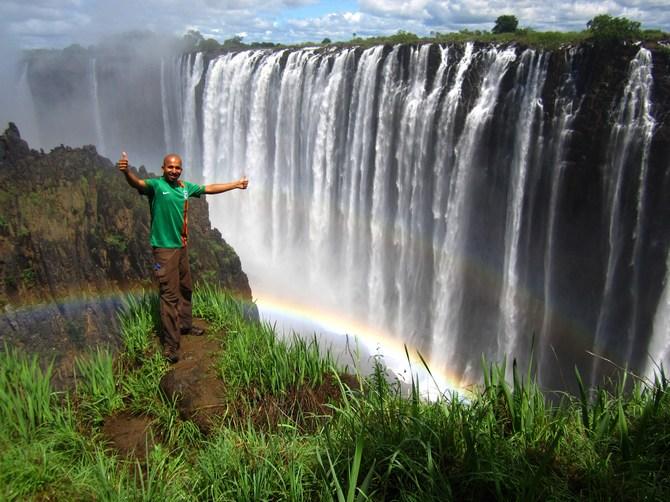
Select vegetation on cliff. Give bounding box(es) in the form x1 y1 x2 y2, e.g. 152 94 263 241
1 286 669 500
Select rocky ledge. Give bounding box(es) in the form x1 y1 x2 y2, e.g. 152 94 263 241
0 123 253 380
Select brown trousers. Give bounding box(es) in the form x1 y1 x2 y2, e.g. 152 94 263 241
152 247 193 351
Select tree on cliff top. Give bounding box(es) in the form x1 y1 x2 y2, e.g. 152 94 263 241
587 14 642 42
492 15 519 34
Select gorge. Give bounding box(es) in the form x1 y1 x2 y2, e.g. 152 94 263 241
14 39 670 393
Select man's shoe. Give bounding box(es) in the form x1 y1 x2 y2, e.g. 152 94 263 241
163 348 179 364
182 326 206 336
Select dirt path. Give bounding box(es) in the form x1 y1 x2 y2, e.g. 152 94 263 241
102 318 360 458
102 318 224 456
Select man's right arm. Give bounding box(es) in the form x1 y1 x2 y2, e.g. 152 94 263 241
117 151 147 192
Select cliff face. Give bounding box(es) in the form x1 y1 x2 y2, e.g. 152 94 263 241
0 123 252 366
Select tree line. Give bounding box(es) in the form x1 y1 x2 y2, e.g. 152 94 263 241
180 14 665 53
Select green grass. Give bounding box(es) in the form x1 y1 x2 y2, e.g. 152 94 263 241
1 286 670 500
193 425 326 500
74 346 124 425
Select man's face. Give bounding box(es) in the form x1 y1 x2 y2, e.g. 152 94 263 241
162 155 182 183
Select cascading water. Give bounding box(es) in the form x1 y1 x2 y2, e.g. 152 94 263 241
19 42 670 390
538 52 580 386
647 251 670 378
14 62 39 146
89 58 106 156
197 44 669 388
181 53 204 176
591 48 656 386
498 50 547 363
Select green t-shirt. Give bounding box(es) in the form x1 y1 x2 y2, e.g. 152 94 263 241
144 177 205 248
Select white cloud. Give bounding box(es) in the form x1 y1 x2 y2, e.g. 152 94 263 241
359 0 431 19
1 0 668 49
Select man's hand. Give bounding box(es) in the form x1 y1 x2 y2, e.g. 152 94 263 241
117 151 129 172
204 176 250 194
118 151 147 191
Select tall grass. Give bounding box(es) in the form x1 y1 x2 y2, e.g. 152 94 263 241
194 284 337 395
119 291 160 362
193 424 326 500
74 346 124 424
323 356 670 500
2 286 670 500
0 344 61 440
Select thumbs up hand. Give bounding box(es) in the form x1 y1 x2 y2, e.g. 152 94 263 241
117 151 129 172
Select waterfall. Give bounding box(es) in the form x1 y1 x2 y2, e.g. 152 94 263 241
202 44 535 382
89 58 106 155
15 62 40 146
340 45 384 314
436 47 517 378
136 45 670 388
591 48 656 385
182 53 204 174
538 50 580 385
430 43 474 360
160 58 173 152
498 50 547 362
20 42 670 390
647 251 670 378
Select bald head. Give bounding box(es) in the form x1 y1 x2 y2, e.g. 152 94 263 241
163 153 182 168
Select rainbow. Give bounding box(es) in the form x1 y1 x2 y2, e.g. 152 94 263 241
252 289 471 400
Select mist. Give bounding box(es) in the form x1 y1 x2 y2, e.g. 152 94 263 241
0 32 40 147
2 30 189 171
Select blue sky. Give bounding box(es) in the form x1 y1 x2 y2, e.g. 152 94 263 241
1 0 668 49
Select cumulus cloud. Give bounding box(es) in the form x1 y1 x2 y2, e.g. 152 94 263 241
1 0 668 49
359 0 431 19
359 1 669 32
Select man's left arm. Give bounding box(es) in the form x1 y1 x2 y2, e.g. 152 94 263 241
204 176 249 194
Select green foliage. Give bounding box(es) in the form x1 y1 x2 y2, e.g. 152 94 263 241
587 14 643 42
20 266 36 287
119 291 159 362
222 35 246 49
429 28 589 49
181 29 204 50
194 426 325 500
193 284 336 395
492 15 519 34
104 232 127 253
322 37 332 45
347 30 420 47
74 347 123 424
0 345 60 440
2 288 670 499
198 37 221 52
387 30 420 44
318 435 376 502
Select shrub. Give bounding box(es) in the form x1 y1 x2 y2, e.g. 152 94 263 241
587 14 642 42
492 15 519 34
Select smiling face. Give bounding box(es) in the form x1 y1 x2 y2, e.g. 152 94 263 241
162 154 183 183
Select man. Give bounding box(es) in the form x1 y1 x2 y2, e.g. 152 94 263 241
117 151 248 363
